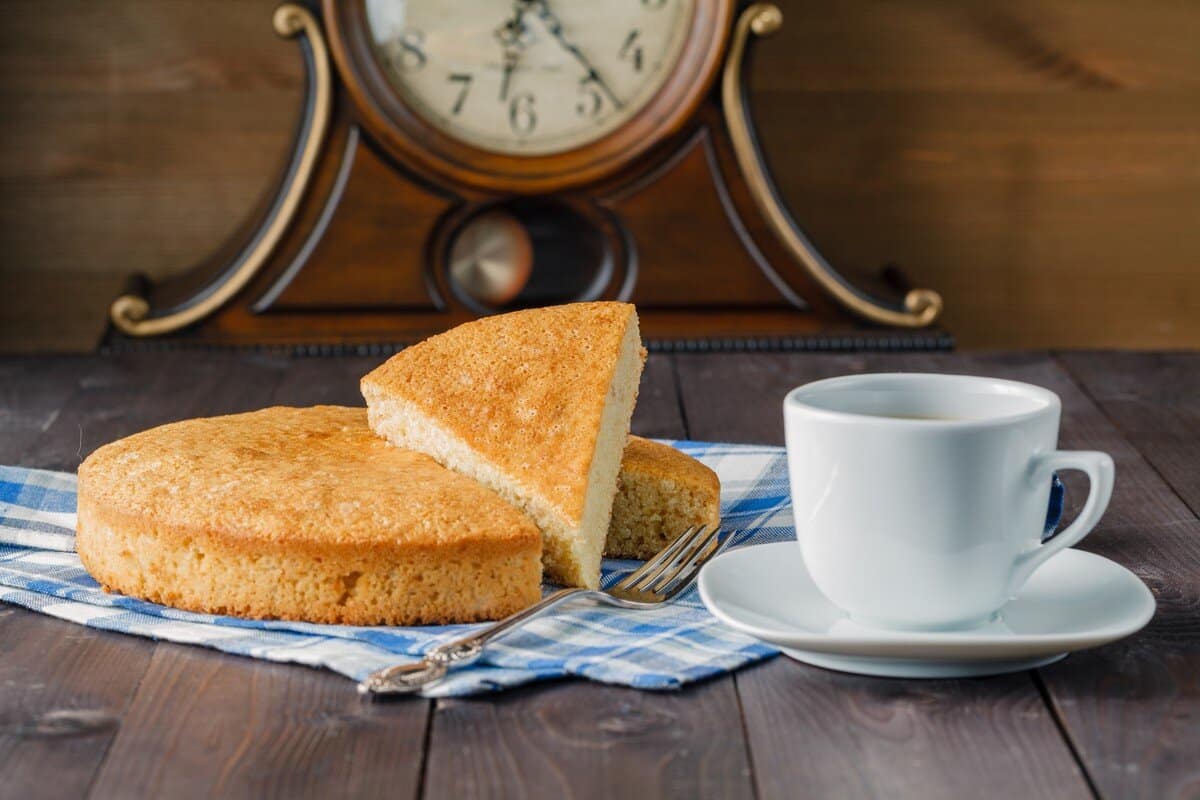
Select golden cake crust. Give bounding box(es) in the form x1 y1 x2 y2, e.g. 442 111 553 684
360 302 640 525
76 406 542 625
620 436 722 492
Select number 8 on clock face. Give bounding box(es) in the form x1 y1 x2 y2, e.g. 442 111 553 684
365 0 696 156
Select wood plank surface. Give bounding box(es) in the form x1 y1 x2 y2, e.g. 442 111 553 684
631 354 687 440
750 0 1200 348
268 354 380 408
1 352 300 798
1060 351 1200 517
424 676 752 800
735 661 1089 800
17 352 291 470
87 644 430 800
674 351 1094 799
0 273 124 354
2 351 1197 798
0 358 154 800
421 354 756 800
4 1 1200 350
0 356 85 456
1 352 290 799
860 350 1200 798
676 349 1200 798
79 354 433 799
0 610 153 800
1043 351 1200 800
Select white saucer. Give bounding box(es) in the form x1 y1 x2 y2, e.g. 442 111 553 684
698 542 1155 678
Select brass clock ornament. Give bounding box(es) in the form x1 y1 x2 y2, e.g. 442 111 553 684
109 0 945 348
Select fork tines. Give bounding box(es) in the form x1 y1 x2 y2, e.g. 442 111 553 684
614 524 730 600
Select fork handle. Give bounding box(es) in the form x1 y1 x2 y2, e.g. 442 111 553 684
357 587 593 696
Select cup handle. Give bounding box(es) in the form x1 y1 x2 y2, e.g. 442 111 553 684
1011 450 1114 590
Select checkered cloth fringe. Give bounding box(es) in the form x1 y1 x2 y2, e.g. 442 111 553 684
0 443 792 697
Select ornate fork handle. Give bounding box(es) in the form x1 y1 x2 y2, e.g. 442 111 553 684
358 587 593 695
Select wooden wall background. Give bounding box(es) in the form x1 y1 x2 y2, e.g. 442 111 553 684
1 0 1197 351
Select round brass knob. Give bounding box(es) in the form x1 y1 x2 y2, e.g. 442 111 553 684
448 210 534 308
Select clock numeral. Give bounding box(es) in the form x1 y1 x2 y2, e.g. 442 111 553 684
619 30 643 72
576 77 603 118
448 73 473 115
509 92 537 135
390 30 426 71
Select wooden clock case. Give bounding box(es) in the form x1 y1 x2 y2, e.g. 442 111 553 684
106 0 947 351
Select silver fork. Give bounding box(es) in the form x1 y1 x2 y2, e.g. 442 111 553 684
358 524 733 696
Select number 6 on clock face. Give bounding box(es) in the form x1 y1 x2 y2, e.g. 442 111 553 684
364 0 696 156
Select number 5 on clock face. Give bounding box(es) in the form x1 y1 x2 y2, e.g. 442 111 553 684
365 0 696 156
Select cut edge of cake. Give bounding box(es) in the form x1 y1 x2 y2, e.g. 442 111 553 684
364 311 645 588
605 436 723 561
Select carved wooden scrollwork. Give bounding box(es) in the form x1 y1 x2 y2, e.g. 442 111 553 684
721 3 943 328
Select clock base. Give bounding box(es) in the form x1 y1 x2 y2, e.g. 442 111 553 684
101 325 954 357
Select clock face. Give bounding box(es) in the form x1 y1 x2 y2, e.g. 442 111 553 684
364 0 696 156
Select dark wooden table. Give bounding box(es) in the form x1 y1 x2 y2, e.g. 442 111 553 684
1 350 1197 799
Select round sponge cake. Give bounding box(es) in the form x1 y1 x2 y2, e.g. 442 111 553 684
76 406 542 626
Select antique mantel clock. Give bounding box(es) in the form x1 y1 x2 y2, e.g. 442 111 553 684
108 0 945 348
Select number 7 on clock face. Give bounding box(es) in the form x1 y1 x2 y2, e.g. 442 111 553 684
366 0 695 156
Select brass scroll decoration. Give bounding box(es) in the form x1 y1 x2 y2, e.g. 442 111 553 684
110 3 333 337
721 3 943 328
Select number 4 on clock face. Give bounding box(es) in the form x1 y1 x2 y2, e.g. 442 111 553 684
365 0 696 155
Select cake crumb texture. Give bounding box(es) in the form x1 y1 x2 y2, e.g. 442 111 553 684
606 436 722 560
362 302 646 589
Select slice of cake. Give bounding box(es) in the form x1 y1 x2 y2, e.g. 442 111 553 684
361 302 646 588
607 436 722 560
76 406 542 626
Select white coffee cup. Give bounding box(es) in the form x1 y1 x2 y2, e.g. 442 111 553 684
783 373 1114 631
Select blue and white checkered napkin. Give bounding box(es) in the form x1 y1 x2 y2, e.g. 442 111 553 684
0 443 791 696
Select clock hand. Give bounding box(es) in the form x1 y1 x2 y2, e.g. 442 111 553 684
533 2 625 110
494 3 529 102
